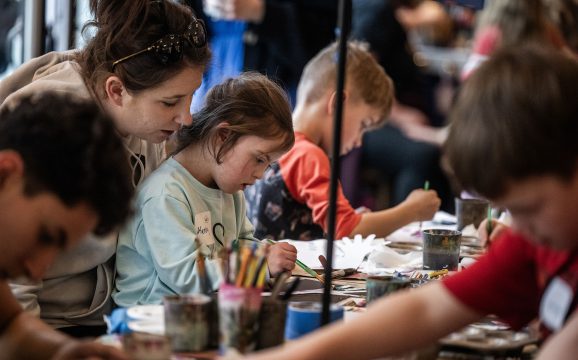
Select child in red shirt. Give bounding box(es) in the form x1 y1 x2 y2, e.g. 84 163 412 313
241 45 578 360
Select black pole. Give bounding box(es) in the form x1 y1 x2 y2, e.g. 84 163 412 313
321 0 351 326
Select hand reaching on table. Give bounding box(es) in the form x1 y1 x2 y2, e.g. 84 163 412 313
400 189 441 222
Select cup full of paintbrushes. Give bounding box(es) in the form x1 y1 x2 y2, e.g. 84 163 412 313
218 241 268 355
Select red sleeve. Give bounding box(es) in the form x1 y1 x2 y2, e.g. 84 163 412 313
279 138 361 239
443 230 541 329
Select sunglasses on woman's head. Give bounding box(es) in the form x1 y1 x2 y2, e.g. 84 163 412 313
111 18 207 70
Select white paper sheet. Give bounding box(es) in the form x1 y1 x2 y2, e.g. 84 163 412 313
281 234 381 270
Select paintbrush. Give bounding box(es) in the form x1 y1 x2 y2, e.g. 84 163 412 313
418 180 430 235
235 246 252 287
251 245 268 287
270 271 291 299
355 252 370 272
281 277 301 301
321 268 357 280
320 253 364 279
196 239 208 294
265 239 324 284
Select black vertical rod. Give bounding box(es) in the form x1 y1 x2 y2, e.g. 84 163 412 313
321 0 351 326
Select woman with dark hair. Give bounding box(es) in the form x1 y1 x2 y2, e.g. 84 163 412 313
0 0 210 338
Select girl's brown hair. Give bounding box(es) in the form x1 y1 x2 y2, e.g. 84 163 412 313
77 0 210 98
174 72 294 163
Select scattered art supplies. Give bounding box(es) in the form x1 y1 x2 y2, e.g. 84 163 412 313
218 283 262 354
440 321 540 355
281 234 380 273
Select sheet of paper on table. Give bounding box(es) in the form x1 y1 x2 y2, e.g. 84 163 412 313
281 234 382 270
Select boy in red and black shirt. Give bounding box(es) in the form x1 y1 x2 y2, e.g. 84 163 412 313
245 41 441 241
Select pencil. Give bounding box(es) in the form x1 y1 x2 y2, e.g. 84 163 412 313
256 263 268 288
235 246 251 287
265 239 324 284
419 180 430 234
251 255 267 287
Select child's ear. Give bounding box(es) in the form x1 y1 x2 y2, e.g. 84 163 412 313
104 76 126 106
327 91 348 115
0 150 24 190
215 122 231 143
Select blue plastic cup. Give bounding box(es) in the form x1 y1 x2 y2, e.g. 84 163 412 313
285 301 344 340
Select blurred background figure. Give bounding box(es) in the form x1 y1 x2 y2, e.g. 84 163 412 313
188 0 337 110
342 0 457 213
0 0 21 78
461 0 567 79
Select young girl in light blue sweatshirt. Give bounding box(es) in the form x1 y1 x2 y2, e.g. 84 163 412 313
113 72 297 306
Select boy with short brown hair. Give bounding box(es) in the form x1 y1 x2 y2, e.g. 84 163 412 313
245 41 440 241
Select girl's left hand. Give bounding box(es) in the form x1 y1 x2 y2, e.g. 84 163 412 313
267 242 297 277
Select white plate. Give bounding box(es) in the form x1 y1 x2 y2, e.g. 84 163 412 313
127 305 164 321
127 320 165 336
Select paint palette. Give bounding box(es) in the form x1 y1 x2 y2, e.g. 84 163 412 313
440 323 539 353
